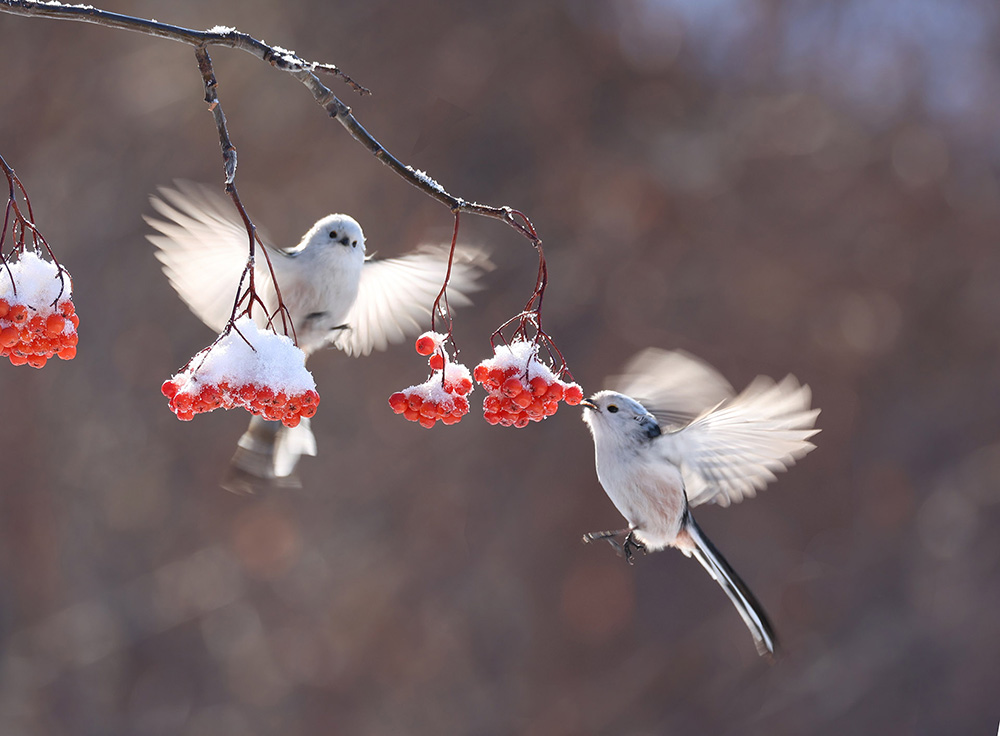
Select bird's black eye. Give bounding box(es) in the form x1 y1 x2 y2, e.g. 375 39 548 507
329 230 338 239
352 240 357 247
607 405 618 413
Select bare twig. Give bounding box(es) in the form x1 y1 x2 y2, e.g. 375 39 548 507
0 0 543 247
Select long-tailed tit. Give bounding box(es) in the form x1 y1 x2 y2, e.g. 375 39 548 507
580 349 819 658
146 182 491 492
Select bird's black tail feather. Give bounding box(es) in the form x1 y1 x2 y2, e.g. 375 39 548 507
683 510 779 660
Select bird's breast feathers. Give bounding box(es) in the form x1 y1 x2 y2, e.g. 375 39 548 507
278 248 362 320
595 444 686 543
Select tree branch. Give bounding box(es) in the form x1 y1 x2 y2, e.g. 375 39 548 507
0 0 542 246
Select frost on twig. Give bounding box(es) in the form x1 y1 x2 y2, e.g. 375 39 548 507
0 0 544 245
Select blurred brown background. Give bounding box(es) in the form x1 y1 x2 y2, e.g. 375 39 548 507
1 1 999 734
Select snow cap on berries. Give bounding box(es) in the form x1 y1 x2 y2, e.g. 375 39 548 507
0 251 72 306
170 316 315 395
478 338 559 383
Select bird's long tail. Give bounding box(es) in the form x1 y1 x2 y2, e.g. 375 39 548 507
681 510 778 659
221 416 317 495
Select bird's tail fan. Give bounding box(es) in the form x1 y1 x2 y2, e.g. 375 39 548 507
682 511 778 660
221 415 317 494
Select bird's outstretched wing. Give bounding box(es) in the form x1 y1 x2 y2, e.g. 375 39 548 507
610 349 736 429
333 245 492 357
145 182 277 333
658 374 820 507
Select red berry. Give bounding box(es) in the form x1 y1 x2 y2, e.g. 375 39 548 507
44 313 65 336
502 377 523 397
388 392 408 413
429 353 445 371
415 335 436 356
563 384 584 405
8 305 27 324
513 392 533 409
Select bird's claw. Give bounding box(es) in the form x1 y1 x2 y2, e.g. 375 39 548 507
622 531 646 565
582 528 645 564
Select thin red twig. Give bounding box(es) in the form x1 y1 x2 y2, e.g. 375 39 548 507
0 152 71 304
193 45 295 348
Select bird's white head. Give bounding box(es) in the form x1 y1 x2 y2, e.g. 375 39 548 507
581 390 662 447
300 213 366 259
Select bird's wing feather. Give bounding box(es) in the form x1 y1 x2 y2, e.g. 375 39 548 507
610 349 736 429
145 181 278 333
658 374 820 507
333 244 492 357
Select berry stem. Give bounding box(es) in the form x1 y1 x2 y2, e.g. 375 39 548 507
430 211 461 347
0 152 72 305
485 209 571 380
194 46 296 347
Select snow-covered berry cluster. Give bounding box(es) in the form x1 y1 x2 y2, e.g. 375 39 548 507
162 316 319 427
474 339 583 427
0 252 78 367
389 331 473 428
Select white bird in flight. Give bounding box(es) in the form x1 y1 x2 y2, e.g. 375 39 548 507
146 182 491 492
580 348 820 658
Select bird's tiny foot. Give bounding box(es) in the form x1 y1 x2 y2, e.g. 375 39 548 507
582 528 643 563
622 531 646 565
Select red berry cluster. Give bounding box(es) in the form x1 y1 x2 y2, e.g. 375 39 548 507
162 317 320 427
162 378 320 427
389 332 473 428
0 298 79 367
474 341 583 427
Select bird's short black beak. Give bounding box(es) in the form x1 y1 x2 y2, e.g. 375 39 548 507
339 236 351 246
580 399 597 410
